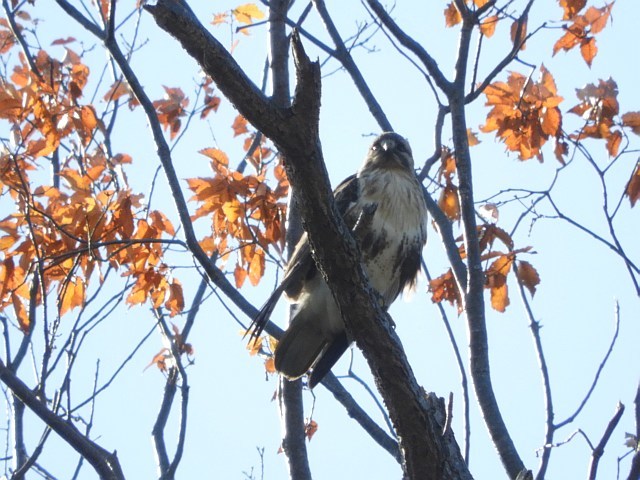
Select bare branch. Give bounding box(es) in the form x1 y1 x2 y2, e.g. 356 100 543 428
447 5 526 476
556 302 621 429
588 402 625 480
0 359 125 479
627 381 640 480
147 3 471 477
513 262 554 480
312 0 392 131
365 0 451 94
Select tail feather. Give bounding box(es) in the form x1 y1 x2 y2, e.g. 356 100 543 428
274 319 328 380
246 283 286 342
308 332 350 389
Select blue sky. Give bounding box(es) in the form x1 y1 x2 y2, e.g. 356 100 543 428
1 1 638 479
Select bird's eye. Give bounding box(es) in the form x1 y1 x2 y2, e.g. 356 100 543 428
371 143 379 151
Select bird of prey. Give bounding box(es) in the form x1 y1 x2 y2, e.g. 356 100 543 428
248 132 428 388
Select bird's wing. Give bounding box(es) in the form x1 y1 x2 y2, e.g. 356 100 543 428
247 174 360 340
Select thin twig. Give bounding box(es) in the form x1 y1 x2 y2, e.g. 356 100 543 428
556 302 621 429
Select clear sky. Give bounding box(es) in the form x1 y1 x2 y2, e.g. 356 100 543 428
1 1 638 479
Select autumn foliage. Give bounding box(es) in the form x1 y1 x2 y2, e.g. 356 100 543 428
0 6 288 343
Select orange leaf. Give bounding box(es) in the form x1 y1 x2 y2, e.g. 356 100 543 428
114 195 135 237
467 128 481 146
606 130 622 157
480 15 499 38
429 269 462 311
587 4 613 35
559 0 586 20
305 419 318 441
264 357 276 374
490 283 510 312
580 37 597 67
232 3 265 25
444 3 461 27
234 263 247 288
144 348 170 372
622 112 640 136
248 248 265 286
149 210 176 236
201 94 221 119
510 19 527 50
625 161 640 207
199 147 229 167
438 183 460 221
11 292 30 333
222 200 244 223
246 335 262 356
486 255 513 312
59 276 85 316
541 106 561 136
211 12 229 26
232 115 249 136
516 260 540 296
165 279 184 316
80 105 98 131
27 131 60 158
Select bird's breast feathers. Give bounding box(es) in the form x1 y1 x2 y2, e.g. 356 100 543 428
350 168 428 303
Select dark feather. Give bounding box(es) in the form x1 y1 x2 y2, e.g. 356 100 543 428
308 332 350 389
246 175 360 340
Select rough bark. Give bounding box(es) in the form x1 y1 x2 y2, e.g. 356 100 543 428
146 1 472 478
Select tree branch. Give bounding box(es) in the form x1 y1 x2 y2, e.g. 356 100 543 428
365 0 452 93
587 402 625 480
0 359 125 479
312 0 393 131
147 2 471 477
448 8 526 479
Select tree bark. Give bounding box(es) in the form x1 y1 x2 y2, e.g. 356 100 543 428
146 2 472 478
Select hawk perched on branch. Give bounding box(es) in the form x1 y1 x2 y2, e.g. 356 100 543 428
249 132 428 388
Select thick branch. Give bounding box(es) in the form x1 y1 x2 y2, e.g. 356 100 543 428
148 2 470 477
268 2 312 478
448 14 526 477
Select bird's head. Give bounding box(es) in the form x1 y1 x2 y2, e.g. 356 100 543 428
359 132 415 175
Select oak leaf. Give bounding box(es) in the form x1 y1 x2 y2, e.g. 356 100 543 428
153 86 188 140
11 292 29 333
438 183 460 221
429 269 462 312
568 78 622 156
553 3 613 66
232 3 265 25
165 280 184 317
559 0 586 20
444 3 461 27
232 114 249 137
59 276 85 316
480 66 563 161
479 16 498 38
485 255 513 312
621 112 640 136
305 419 318 441
516 260 540 296
625 161 640 207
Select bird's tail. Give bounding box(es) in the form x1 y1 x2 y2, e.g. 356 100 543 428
245 283 286 342
274 315 328 381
